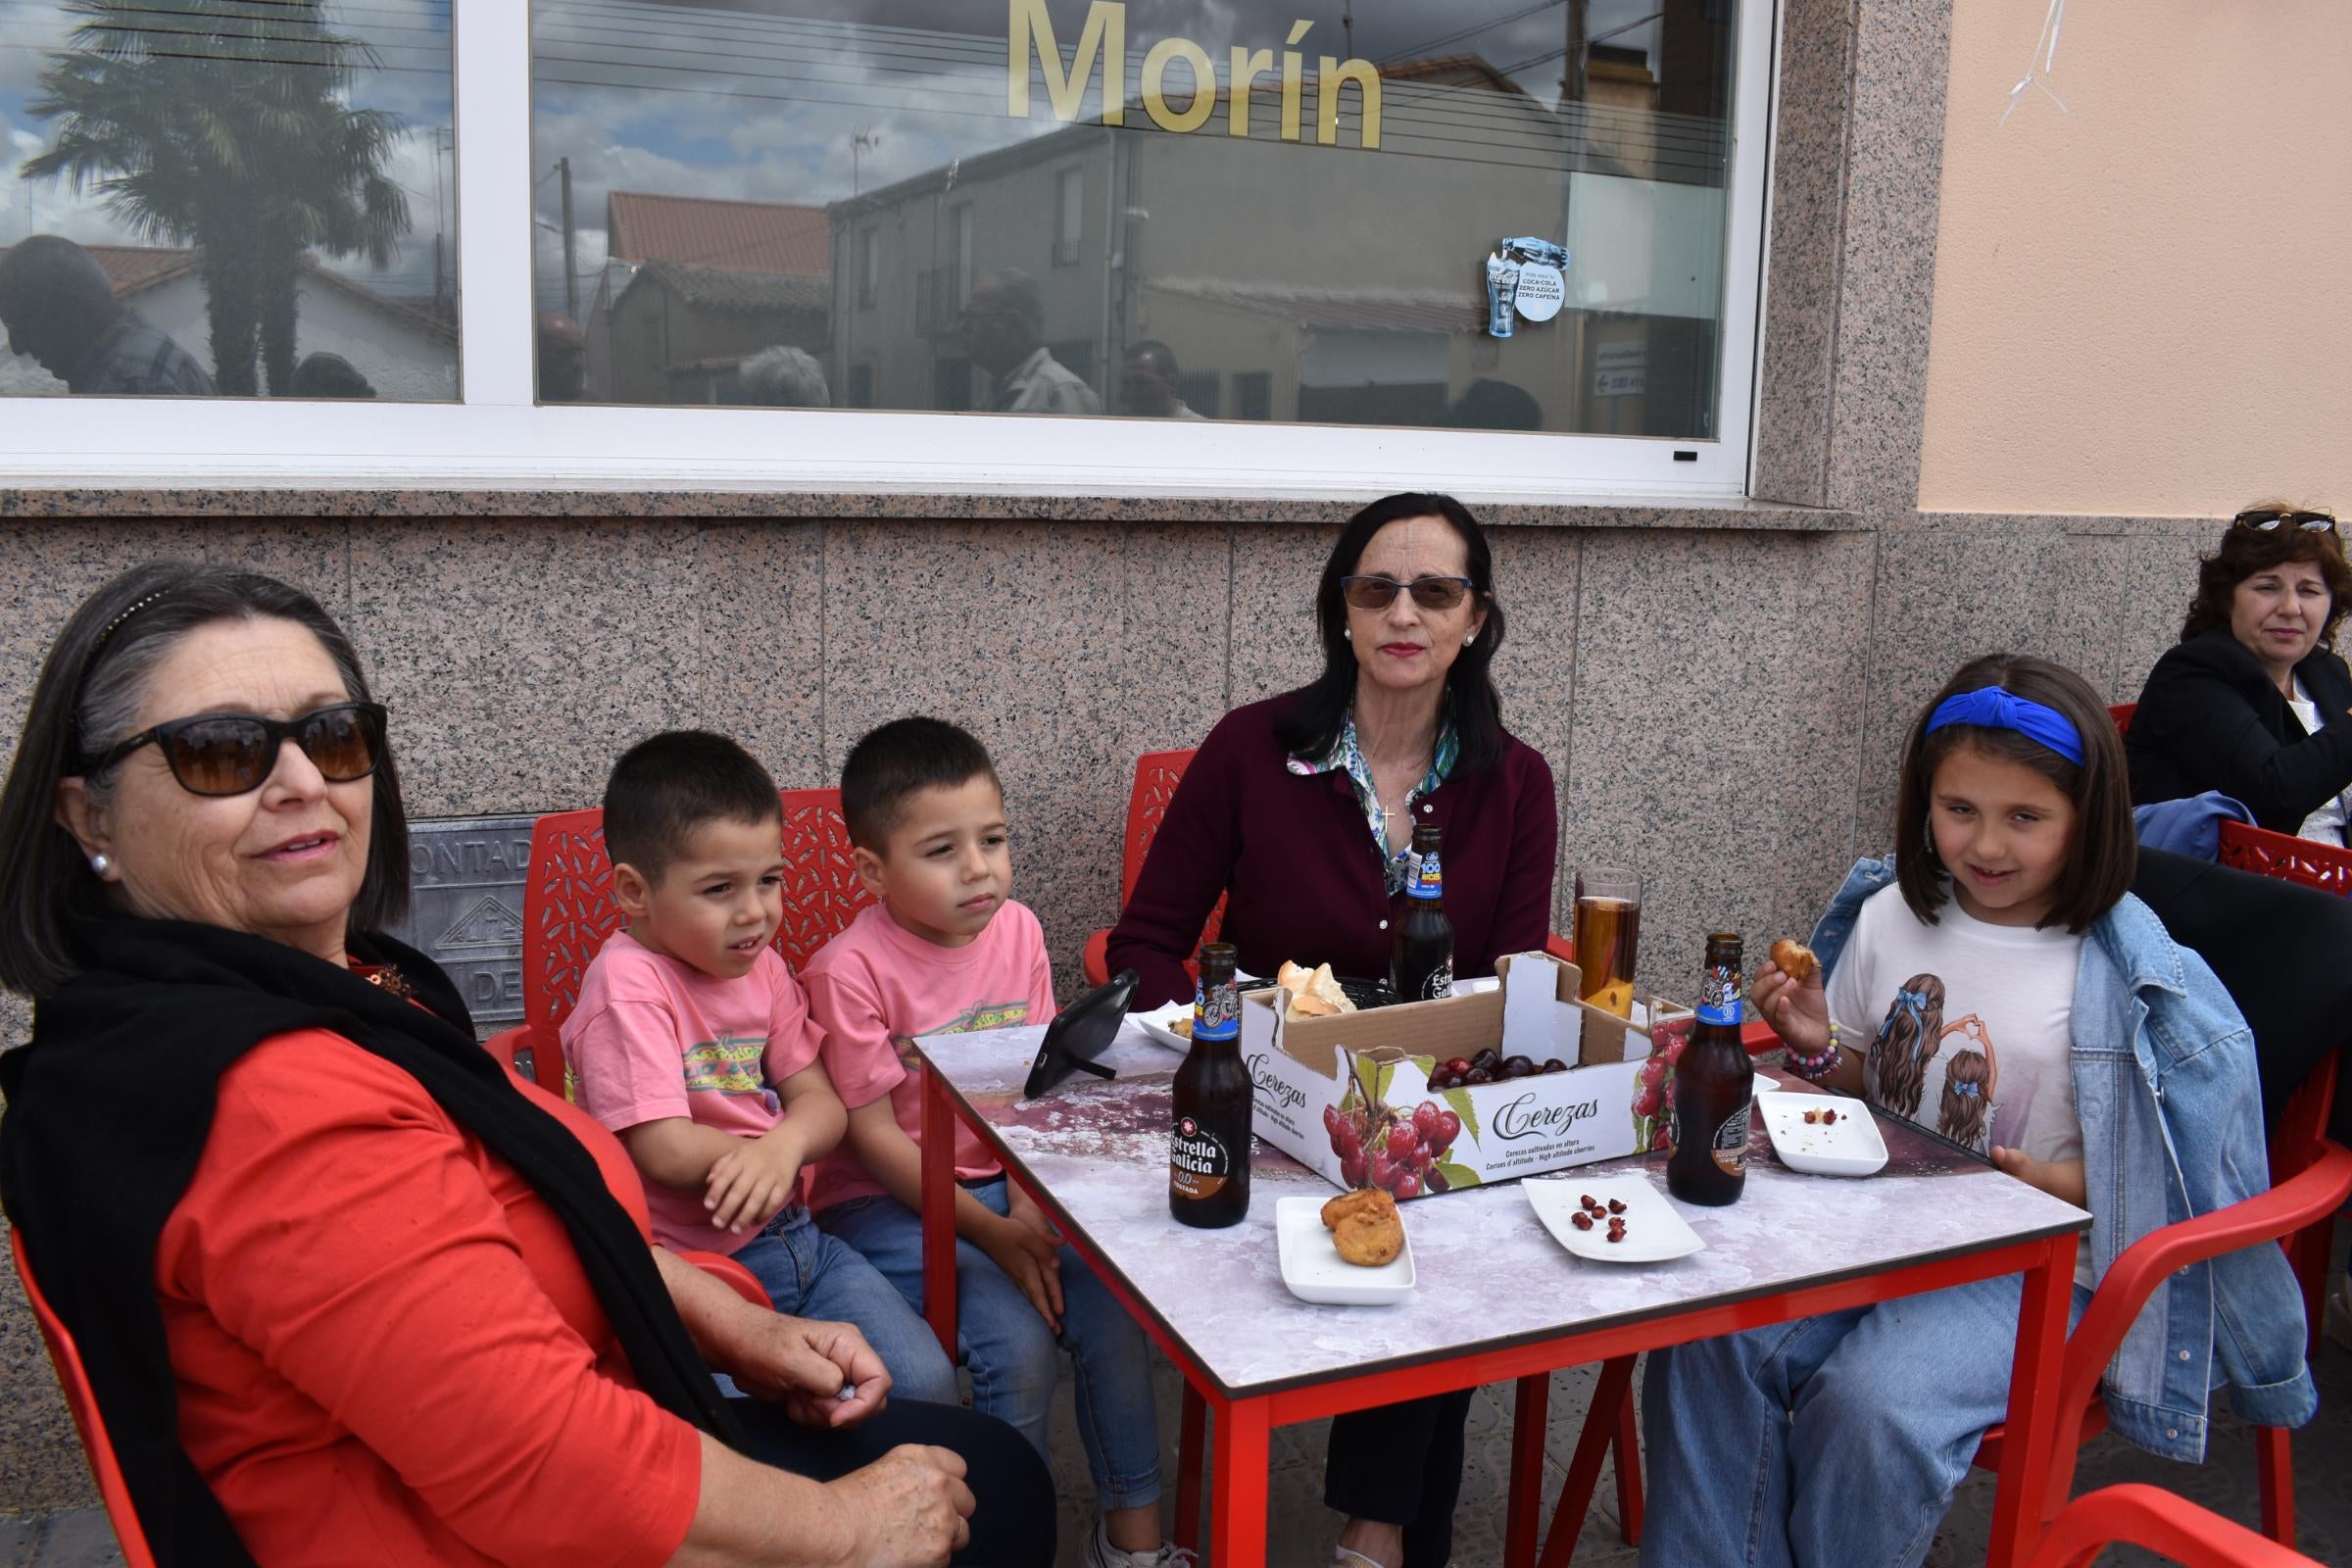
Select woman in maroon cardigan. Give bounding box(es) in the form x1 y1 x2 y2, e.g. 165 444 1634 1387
1107 491 1558 1568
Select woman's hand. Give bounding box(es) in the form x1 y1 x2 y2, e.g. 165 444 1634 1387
977 1212 1063 1334
729 1314 892 1429
825 1446 976 1568
1748 959 1830 1057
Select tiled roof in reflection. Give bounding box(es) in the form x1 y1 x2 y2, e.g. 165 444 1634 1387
624 260 830 313
1147 277 1484 335
606 192 830 276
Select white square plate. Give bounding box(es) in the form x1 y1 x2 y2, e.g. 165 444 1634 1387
1275 1196 1416 1305
1757 1091 1888 1177
1524 1174 1704 1263
1131 1003 1193 1053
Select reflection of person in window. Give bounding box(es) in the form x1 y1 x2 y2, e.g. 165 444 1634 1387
959 269 1099 416
289 353 376 400
736 345 830 408
536 310 586 402
1118 340 1203 418
0 235 215 397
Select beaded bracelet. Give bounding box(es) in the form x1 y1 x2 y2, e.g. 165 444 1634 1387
1784 1019 1843 1079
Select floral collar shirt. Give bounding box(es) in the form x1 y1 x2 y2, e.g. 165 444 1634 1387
1288 710 1459 894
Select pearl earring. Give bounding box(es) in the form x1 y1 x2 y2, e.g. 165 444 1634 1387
1343 628 1352 641
1465 634 1476 646
89 853 112 877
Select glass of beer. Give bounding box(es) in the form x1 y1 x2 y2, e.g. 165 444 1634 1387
1573 868 1642 1018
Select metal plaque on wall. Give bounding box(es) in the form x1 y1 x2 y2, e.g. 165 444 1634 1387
386 815 536 1028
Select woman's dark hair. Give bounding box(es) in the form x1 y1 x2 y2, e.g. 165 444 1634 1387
1892 653 2135 935
1275 492 1509 771
2180 509 2352 648
0 563 411 999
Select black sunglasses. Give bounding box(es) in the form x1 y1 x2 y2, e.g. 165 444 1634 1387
78 702 389 798
2233 507 2337 534
1339 574 1477 612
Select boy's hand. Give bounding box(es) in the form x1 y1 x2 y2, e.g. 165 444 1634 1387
705 1128 805 1236
979 1212 1063 1333
1748 959 1830 1058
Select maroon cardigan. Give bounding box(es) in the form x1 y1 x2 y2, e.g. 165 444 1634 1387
1106 693 1560 1007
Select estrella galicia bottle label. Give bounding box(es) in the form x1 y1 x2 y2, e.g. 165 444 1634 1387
1169 1114 1232 1199
1194 976 1239 1042
1420 957 1453 1000
1694 958 1742 1027
1709 1103 1751 1176
1409 849 1443 900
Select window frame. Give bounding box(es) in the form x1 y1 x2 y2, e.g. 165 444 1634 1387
2 0 1780 502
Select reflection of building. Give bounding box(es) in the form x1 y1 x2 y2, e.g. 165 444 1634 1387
0 243 459 399
822 55 1728 435
593 192 832 405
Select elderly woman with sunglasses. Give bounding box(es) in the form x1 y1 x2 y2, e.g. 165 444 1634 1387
0 564 1053 1568
2126 505 2352 845
1107 492 1557 1568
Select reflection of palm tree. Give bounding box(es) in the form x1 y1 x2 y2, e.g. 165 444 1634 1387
20 0 411 395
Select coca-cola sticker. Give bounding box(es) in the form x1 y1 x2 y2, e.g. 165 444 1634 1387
1514 263 1565 322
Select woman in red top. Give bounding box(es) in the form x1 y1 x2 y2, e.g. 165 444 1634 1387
1107 493 1559 1568
0 564 1053 1568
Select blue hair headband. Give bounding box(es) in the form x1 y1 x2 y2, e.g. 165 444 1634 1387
1925 687 2085 766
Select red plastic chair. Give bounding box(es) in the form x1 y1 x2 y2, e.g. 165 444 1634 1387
2109 703 2136 736
485 790 872 1093
1082 749 1226 986
11 1230 158 1568
2026 1484 2322 1568
2216 819 2352 900
13 1227 768 1562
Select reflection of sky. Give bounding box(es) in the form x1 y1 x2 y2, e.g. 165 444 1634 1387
1 1 456 297
529 0 1697 312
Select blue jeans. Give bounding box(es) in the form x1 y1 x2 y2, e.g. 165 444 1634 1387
1639 1275 2091 1568
820 1179 1164 1512
729 1203 961 1407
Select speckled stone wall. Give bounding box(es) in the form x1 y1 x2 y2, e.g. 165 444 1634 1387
0 0 2223 1519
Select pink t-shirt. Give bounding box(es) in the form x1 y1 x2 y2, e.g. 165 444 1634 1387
559 930 826 1255
804 901 1056 1213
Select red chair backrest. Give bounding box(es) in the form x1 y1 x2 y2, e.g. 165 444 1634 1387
11 1232 159 1568
2216 819 2352 900
2108 703 2135 735
1121 749 1226 953
519 790 872 1033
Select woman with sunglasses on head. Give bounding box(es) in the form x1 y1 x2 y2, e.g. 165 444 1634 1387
2126 504 2352 845
0 564 1053 1567
1107 493 1558 1568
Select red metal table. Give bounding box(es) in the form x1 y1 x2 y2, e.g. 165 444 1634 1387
914 1023 2087 1567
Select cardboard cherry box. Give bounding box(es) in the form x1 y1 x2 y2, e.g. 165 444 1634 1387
1241 952 1692 1200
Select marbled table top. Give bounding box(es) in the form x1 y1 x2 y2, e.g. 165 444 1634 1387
914 1023 2090 1398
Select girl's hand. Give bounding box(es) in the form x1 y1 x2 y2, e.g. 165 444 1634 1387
1749 960 1830 1056
1990 1148 2087 1205
1004 1185 1065 1248
978 1212 1063 1333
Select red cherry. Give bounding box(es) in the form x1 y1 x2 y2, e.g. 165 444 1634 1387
1436 1110 1461 1148
1393 1170 1422 1200
1334 1120 1363 1159
1341 1152 1367 1186
1412 1102 1443 1141
1445 1057 1474 1081
1370 1151 1397 1189
1425 1167 1450 1194
1387 1123 1421 1160
1322 1104 1343 1137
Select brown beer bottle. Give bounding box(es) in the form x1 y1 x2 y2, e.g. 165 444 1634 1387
1666 932 1755 1206
1389 822 1455 1003
1171 943 1252 1227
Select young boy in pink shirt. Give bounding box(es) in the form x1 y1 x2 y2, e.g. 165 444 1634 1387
808 717 1175 1568
560 730 956 1404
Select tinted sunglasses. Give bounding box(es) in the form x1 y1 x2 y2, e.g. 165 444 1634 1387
79 702 389 797
2233 507 2337 534
1339 574 1477 612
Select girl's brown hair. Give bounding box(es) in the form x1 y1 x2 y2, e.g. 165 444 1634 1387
1892 654 2136 935
2180 508 2352 648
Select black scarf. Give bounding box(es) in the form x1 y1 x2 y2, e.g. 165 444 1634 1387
0 916 744 1565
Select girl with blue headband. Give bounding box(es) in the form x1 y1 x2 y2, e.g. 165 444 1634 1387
1636 653 2315 1568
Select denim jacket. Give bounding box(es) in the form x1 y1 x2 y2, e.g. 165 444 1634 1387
1810 857 2317 1462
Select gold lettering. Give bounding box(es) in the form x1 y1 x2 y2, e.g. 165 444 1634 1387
1008 0 1126 126
1228 44 1274 136
1281 21 1310 141
1317 55 1381 147
1143 36 1216 132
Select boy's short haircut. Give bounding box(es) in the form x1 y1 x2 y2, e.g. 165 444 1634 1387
603 730 781 882
841 716 1000 851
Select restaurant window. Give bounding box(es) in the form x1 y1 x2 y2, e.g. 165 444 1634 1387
523 0 1764 457
858 229 880 310
1054 167 1084 268
1 0 460 402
